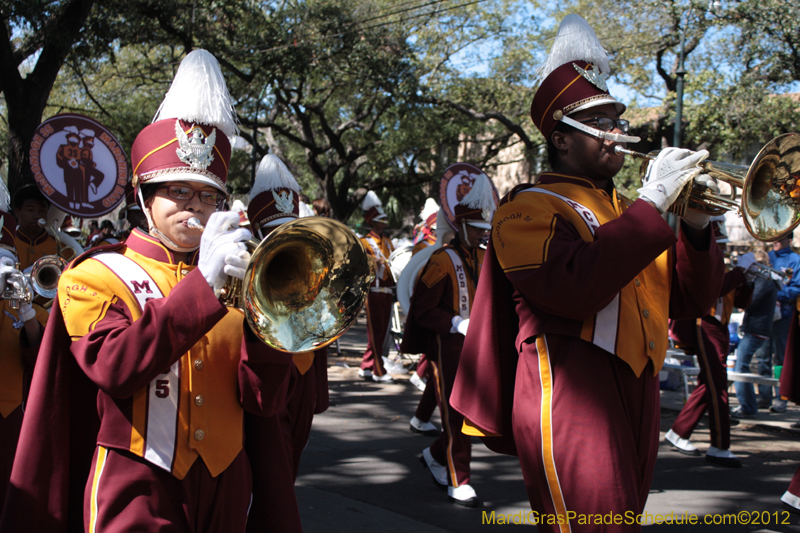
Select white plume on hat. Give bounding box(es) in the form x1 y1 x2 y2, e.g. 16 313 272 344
0 179 9 213
230 199 247 214
361 190 383 212
299 201 315 218
459 173 496 212
538 14 610 82
419 198 439 221
153 49 239 140
249 153 301 201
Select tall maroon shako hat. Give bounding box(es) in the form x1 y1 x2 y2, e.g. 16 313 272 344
0 180 17 257
130 50 238 250
362 191 388 224
454 171 497 230
530 15 632 142
247 153 301 239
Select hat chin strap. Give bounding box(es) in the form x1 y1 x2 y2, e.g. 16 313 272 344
559 115 641 144
138 188 200 253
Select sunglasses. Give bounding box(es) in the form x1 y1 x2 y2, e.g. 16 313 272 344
578 117 630 134
158 185 226 208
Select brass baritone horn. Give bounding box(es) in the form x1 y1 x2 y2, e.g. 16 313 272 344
616 133 800 242
188 216 373 353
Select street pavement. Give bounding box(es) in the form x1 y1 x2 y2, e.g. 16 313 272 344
291 314 800 532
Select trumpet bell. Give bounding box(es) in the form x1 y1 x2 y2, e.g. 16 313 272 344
741 133 800 241
243 217 373 353
31 255 68 299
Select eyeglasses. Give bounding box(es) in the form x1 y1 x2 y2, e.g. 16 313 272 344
158 185 226 207
579 117 630 134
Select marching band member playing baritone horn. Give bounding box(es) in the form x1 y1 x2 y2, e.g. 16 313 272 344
244 153 330 533
0 50 294 533
450 14 723 532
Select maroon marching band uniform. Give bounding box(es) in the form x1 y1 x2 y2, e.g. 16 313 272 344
402 240 484 489
0 212 48 510
410 241 438 426
243 153 330 533
244 349 328 533
451 177 723 532
669 267 751 451
0 229 295 533
780 302 800 508
360 230 395 377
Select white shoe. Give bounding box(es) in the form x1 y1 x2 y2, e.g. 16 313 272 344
409 372 427 391
372 373 393 383
357 368 373 380
706 446 742 468
410 416 439 436
448 484 480 508
421 447 447 486
665 429 700 456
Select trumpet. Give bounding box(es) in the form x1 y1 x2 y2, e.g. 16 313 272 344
1 263 33 310
750 263 793 284
616 133 800 242
187 216 372 353
1 254 68 309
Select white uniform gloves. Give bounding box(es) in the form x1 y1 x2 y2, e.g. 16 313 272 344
450 316 470 336
637 148 709 214
197 212 252 293
0 249 16 292
0 249 35 322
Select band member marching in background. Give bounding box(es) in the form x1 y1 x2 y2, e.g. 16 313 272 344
244 153 330 533
666 218 752 467
358 191 395 382
450 14 723 532
11 185 56 271
402 172 496 507
0 181 48 511
0 50 295 533
409 197 442 437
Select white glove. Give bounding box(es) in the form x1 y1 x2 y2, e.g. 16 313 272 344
18 301 36 322
198 212 252 292
637 148 709 213
0 249 16 291
450 316 469 336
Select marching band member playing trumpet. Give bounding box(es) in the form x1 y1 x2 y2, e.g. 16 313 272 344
358 191 395 382
11 185 56 271
450 15 723 531
244 153 329 533
0 200 48 512
0 50 294 533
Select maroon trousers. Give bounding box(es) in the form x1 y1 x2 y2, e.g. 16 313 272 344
246 357 327 533
84 447 252 533
361 292 393 376
414 354 437 422
429 334 472 488
513 335 660 533
0 407 23 510
670 318 731 450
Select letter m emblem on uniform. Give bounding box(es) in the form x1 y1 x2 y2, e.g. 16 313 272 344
131 280 153 294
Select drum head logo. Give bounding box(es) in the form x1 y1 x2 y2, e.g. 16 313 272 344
439 163 499 231
29 113 128 217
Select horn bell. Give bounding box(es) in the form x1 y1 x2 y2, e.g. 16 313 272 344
243 217 373 353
